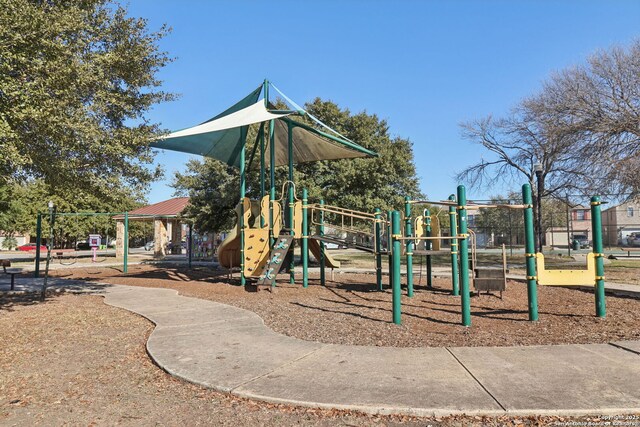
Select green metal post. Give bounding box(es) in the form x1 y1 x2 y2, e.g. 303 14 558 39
239 127 247 287
457 185 471 327
264 79 269 107
404 197 414 297
319 199 326 286
302 188 309 288
34 213 42 278
391 211 402 325
522 184 539 321
448 195 459 295
375 208 383 291
591 196 606 317
41 205 56 300
123 211 129 274
259 123 266 227
387 210 394 290
269 119 276 248
425 208 433 289
287 121 295 284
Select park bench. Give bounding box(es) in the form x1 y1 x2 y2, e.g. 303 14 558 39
608 247 640 259
1 260 19 290
624 247 640 257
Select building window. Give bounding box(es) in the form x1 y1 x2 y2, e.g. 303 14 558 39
576 210 585 221
627 207 634 217
467 214 475 227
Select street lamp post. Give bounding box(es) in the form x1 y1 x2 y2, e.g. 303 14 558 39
534 163 543 253
41 201 55 301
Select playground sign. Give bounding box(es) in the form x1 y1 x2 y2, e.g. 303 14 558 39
88 234 101 247
89 234 101 262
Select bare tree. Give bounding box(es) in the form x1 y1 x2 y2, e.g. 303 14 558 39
524 39 640 195
459 39 640 199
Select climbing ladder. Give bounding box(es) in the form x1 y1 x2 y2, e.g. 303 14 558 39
256 234 294 288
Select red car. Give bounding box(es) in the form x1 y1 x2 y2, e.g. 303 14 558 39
16 244 48 252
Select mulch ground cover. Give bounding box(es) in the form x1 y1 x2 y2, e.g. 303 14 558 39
51 264 640 347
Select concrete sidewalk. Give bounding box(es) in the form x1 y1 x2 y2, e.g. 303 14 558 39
101 284 640 417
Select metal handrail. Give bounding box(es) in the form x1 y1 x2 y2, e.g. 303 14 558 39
309 203 385 252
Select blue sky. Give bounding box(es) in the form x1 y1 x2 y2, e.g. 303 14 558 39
128 0 640 204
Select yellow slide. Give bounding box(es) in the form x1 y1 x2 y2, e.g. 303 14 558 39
217 198 249 269
308 238 341 268
217 229 240 269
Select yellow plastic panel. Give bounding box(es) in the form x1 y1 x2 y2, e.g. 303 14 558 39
293 201 303 238
431 215 441 251
536 252 595 286
243 228 271 277
414 216 425 243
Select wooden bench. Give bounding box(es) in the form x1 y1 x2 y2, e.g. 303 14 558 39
625 247 640 257
1 260 18 290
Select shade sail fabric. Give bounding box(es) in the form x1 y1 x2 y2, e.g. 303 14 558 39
151 86 291 167
268 118 373 167
151 84 377 168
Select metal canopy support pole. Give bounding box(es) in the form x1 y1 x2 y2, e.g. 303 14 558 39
287 121 295 284
239 127 247 287
123 212 129 273
425 208 433 289
319 199 326 286
259 123 266 228
391 211 402 325
302 188 309 288
591 196 606 317
387 210 394 290
522 184 538 321
375 208 383 291
34 213 42 278
404 197 413 297
269 120 276 248
457 185 471 327
448 195 459 295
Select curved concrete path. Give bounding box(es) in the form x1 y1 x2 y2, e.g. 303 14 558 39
103 285 640 417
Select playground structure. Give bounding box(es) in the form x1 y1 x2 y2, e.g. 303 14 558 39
149 79 607 327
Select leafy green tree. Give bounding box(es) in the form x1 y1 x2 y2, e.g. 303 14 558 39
1 236 17 250
173 159 243 233
0 0 173 202
173 99 423 232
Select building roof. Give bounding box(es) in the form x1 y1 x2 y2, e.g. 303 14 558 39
114 197 190 219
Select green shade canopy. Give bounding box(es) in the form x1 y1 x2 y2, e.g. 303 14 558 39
151 82 378 168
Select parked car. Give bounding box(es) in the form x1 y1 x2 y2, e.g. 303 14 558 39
76 241 91 250
628 233 640 247
17 244 48 252
572 234 590 249
144 241 154 251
